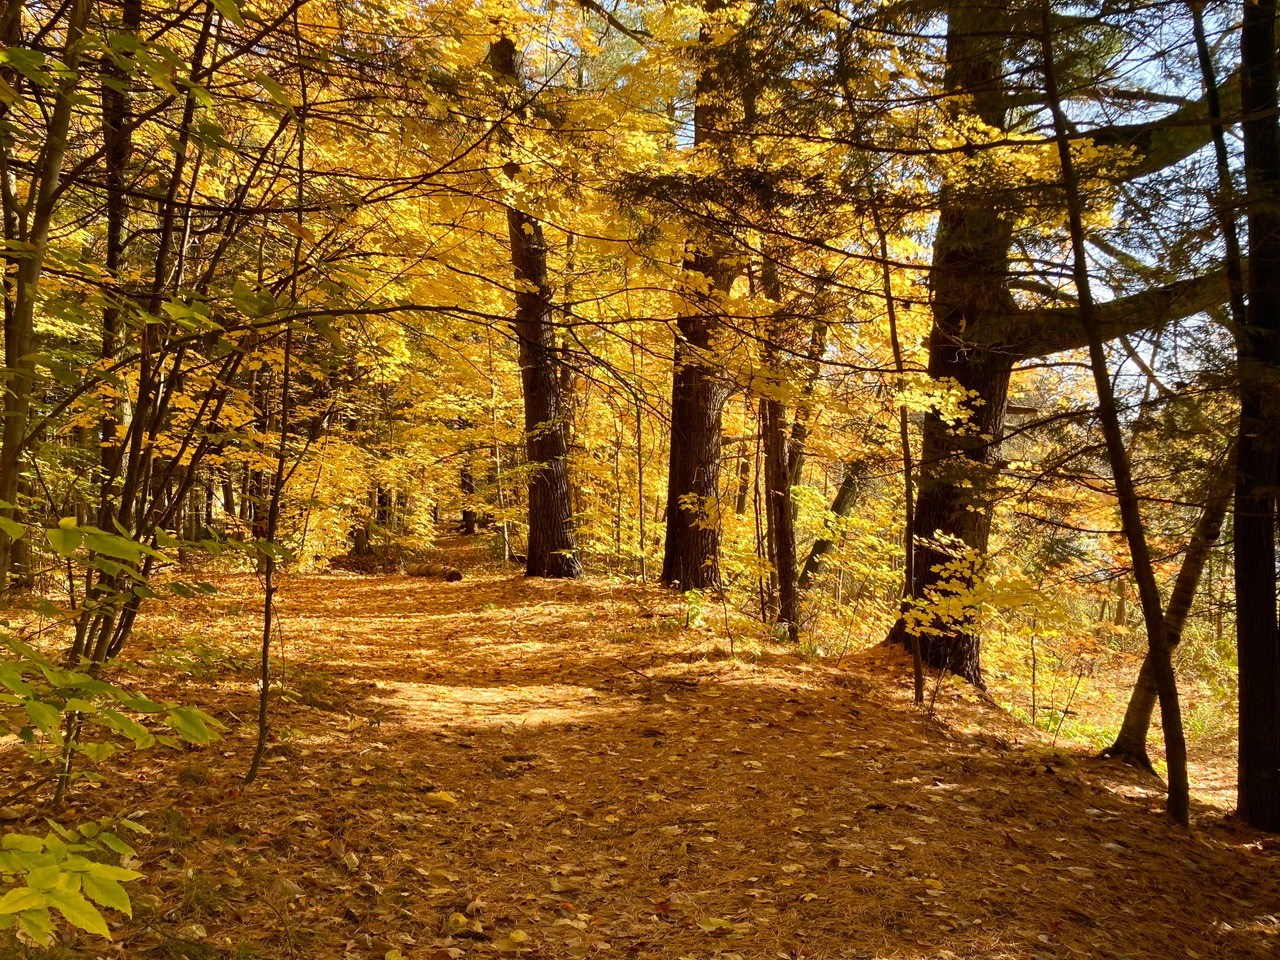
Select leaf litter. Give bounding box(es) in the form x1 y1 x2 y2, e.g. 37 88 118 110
2 535 1278 959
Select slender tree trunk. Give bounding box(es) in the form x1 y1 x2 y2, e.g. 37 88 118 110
734 451 751 515
878 214 923 703
490 36 582 580
1236 0 1280 832
98 0 141 493
1101 448 1234 768
460 464 477 535
800 461 865 588
0 0 92 589
760 259 799 641
1103 11 1246 773
787 316 828 489
1042 9 1189 824
762 394 798 641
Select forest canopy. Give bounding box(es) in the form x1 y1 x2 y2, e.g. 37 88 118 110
1 0 1279 949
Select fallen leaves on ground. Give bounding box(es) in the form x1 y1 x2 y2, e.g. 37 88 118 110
2 535 1277 959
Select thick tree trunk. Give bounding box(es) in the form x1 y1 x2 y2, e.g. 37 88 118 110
661 274 730 589
491 37 583 580
890 0 1014 686
1236 0 1280 832
902 351 1012 686
511 224 583 578
659 2 736 593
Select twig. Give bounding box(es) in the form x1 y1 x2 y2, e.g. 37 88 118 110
609 659 700 687
0 773 55 807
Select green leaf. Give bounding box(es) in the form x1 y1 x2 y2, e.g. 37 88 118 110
95 832 136 858
62 857 142 882
45 526 81 558
231 278 278 318
0 886 47 914
15 906 54 945
24 699 62 735
25 864 60 891
43 820 75 842
80 742 120 763
45 887 110 938
0 663 32 697
166 706 220 744
81 531 144 562
0 516 25 540
80 872 130 916
97 709 155 748
2 834 44 853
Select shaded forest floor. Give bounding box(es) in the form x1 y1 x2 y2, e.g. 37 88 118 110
4 536 1279 960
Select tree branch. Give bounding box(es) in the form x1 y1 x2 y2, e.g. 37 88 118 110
999 268 1232 359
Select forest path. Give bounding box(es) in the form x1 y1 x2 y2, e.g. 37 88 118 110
38 537 1280 959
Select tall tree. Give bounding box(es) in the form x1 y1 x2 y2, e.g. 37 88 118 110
1235 0 1280 832
1041 5 1189 824
660 1 738 591
0 0 93 589
489 36 583 580
891 0 1236 685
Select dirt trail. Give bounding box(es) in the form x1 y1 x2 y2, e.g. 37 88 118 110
8 536 1279 959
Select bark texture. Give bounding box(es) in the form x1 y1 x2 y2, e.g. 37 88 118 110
762 395 798 641
1236 0 1280 832
897 0 1015 685
492 36 583 580
661 253 731 590
659 7 735 592
890 0 1235 686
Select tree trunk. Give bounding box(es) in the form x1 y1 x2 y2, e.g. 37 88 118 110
460 464 477 535
889 0 1014 686
763 395 798 641
902 352 1012 686
800 461 865 588
1101 448 1233 769
733 450 751 515
661 274 730 590
659 6 735 592
0 0 92 589
1042 10 1189 824
491 36 583 580
1236 0 1280 832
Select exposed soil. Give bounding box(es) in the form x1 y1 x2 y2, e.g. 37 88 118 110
3 536 1278 960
